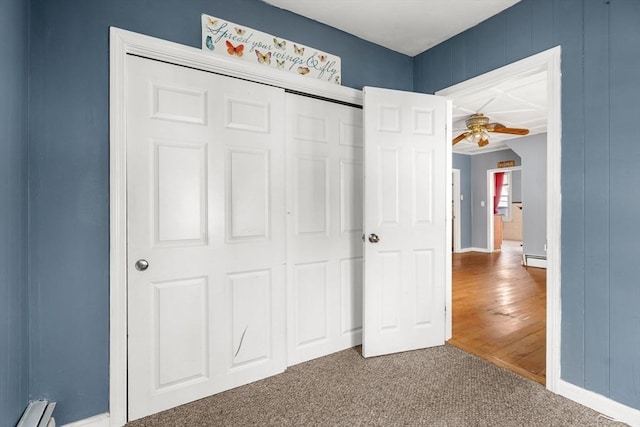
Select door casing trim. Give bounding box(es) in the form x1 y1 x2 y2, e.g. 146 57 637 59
109 27 365 426
436 46 562 394
486 166 522 253
452 169 461 253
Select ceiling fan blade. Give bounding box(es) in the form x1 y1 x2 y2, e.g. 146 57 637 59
489 126 530 136
452 132 469 145
485 122 505 131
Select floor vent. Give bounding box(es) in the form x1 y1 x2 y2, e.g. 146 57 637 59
17 400 56 427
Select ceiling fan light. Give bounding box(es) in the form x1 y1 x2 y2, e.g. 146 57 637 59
471 131 483 144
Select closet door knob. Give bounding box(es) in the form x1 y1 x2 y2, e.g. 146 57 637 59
135 259 149 271
368 234 380 243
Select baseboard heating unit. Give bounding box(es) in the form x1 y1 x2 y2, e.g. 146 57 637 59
17 400 56 427
522 254 547 269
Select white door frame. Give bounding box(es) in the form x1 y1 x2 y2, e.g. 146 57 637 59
486 166 521 252
436 46 562 393
109 28 363 426
452 169 461 252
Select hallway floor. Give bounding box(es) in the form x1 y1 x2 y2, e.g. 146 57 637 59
449 241 547 384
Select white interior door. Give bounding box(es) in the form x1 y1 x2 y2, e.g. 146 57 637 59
126 55 286 420
285 93 363 365
362 87 450 358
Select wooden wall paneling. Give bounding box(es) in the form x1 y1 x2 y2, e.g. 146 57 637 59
413 53 434 95
608 0 640 409
583 0 611 398
530 0 554 54
450 36 466 87
555 0 587 387
505 0 533 64
462 29 478 83
432 44 453 95
474 13 507 76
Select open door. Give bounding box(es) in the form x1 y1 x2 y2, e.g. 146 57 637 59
362 87 450 358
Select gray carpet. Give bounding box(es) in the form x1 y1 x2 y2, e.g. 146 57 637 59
127 345 626 426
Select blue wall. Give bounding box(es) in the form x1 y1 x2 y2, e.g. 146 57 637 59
506 134 547 257
0 0 30 424
26 0 412 423
14 0 640 423
452 154 471 249
414 0 640 410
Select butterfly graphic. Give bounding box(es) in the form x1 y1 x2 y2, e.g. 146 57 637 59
273 38 286 50
334 75 341 84
205 35 215 51
293 44 305 55
318 54 327 62
207 17 219 27
276 59 285 69
234 27 246 35
297 67 310 75
226 41 244 57
255 50 272 65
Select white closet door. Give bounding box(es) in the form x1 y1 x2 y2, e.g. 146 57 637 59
362 87 449 358
126 55 286 420
286 93 364 365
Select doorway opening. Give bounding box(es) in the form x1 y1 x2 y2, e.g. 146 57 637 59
436 47 561 391
452 164 546 385
487 167 523 253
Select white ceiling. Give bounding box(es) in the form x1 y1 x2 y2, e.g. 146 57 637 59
261 0 520 56
261 0 545 155
450 71 547 155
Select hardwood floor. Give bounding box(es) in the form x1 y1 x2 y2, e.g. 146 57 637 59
448 240 547 384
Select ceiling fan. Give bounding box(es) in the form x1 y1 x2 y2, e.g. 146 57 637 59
452 113 530 147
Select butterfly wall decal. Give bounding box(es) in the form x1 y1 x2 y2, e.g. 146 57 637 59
294 44 305 55
226 41 244 57
273 38 286 50
234 27 246 35
297 67 310 75
207 17 219 26
276 59 285 69
255 50 272 65
205 36 214 51
318 54 327 62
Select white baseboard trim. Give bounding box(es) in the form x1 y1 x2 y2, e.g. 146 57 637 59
57 383 640 427
455 247 491 253
557 379 640 427
62 412 111 427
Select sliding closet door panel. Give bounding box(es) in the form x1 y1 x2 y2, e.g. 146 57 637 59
286 94 363 365
127 55 286 420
